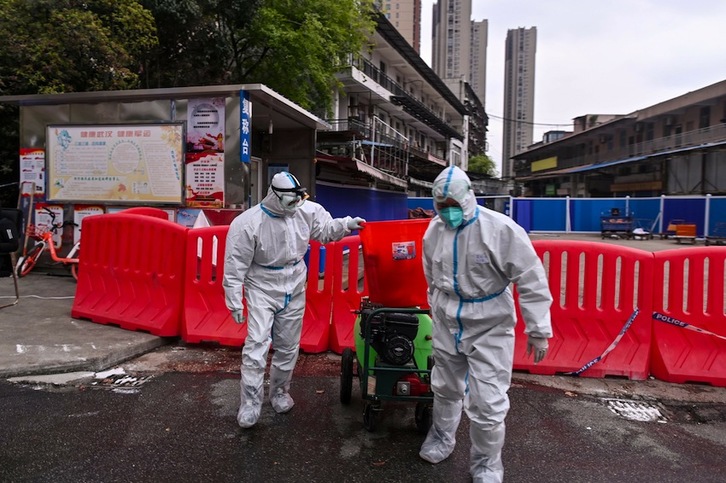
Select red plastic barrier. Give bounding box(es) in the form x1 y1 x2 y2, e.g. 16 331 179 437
359 219 430 308
71 213 187 336
182 226 248 346
650 247 726 386
329 235 368 354
121 207 172 220
300 241 334 353
513 240 654 379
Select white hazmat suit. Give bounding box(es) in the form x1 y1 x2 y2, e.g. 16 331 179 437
223 171 364 428
419 166 552 482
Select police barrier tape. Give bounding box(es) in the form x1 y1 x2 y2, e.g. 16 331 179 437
652 312 726 341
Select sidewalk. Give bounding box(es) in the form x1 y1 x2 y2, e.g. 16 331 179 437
0 272 166 379
2 237 725 406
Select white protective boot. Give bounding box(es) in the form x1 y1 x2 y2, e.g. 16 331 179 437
419 396 463 464
237 365 265 428
469 420 506 483
269 366 294 414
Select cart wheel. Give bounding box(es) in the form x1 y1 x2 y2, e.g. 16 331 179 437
363 403 378 432
340 348 354 404
415 402 433 434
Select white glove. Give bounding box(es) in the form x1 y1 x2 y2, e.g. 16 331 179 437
526 335 549 364
231 310 246 325
347 217 366 230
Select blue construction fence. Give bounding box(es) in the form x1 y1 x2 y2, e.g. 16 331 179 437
317 183 726 238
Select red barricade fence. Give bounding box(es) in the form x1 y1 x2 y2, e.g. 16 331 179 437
514 240 654 380
328 235 368 354
300 241 334 353
72 213 187 336
121 207 172 220
72 211 726 386
650 247 726 386
182 226 249 346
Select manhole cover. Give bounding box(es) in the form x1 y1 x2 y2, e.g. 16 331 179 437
603 398 668 422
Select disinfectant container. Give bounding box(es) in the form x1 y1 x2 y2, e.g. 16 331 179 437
360 219 430 308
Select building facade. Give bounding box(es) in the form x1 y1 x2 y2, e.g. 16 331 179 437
380 0 421 54
317 11 469 195
470 19 488 109
502 26 537 180
513 80 726 198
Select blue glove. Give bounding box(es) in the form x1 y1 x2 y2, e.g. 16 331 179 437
231 310 246 325
347 217 366 230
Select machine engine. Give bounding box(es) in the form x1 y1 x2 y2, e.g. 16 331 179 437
359 303 419 366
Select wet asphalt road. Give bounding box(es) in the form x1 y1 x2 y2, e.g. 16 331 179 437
2 362 726 483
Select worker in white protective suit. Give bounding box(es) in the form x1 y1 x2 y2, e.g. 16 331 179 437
419 166 552 482
223 171 365 429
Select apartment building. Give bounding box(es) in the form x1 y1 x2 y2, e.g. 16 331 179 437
512 79 726 197
502 26 537 180
431 0 487 106
380 0 421 54
316 11 468 194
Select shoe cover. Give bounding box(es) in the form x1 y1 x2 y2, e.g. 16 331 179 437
237 401 261 428
470 421 505 483
419 397 463 464
270 388 294 414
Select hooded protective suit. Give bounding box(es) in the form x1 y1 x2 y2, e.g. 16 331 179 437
223 172 362 428
419 166 552 482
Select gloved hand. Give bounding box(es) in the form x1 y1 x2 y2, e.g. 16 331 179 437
347 217 366 230
526 335 549 364
231 310 246 325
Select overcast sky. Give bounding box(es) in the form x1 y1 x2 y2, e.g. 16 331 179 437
419 0 726 174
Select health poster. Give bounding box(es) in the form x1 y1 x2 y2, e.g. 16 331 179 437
186 98 226 207
46 123 184 204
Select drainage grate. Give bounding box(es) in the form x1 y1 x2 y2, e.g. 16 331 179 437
603 398 669 423
91 373 154 394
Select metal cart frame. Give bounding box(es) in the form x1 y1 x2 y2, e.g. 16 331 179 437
340 304 434 433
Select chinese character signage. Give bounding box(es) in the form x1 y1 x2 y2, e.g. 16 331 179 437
19 148 46 197
46 124 184 204
185 98 226 208
240 90 252 164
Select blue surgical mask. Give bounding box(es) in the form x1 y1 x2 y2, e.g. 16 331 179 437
439 206 464 229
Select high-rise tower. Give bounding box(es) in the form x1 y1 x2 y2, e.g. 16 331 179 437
381 0 422 53
502 26 537 179
432 0 487 115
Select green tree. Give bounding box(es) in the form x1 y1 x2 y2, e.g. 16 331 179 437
142 0 377 114
0 0 157 94
468 154 498 177
0 0 158 206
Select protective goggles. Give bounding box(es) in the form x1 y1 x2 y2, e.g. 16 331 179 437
432 178 470 205
272 185 310 208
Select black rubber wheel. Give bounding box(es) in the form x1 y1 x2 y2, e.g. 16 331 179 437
415 402 433 434
17 244 43 277
340 347 354 404
363 403 377 432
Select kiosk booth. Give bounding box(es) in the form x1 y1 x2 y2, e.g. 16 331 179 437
0 84 329 250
